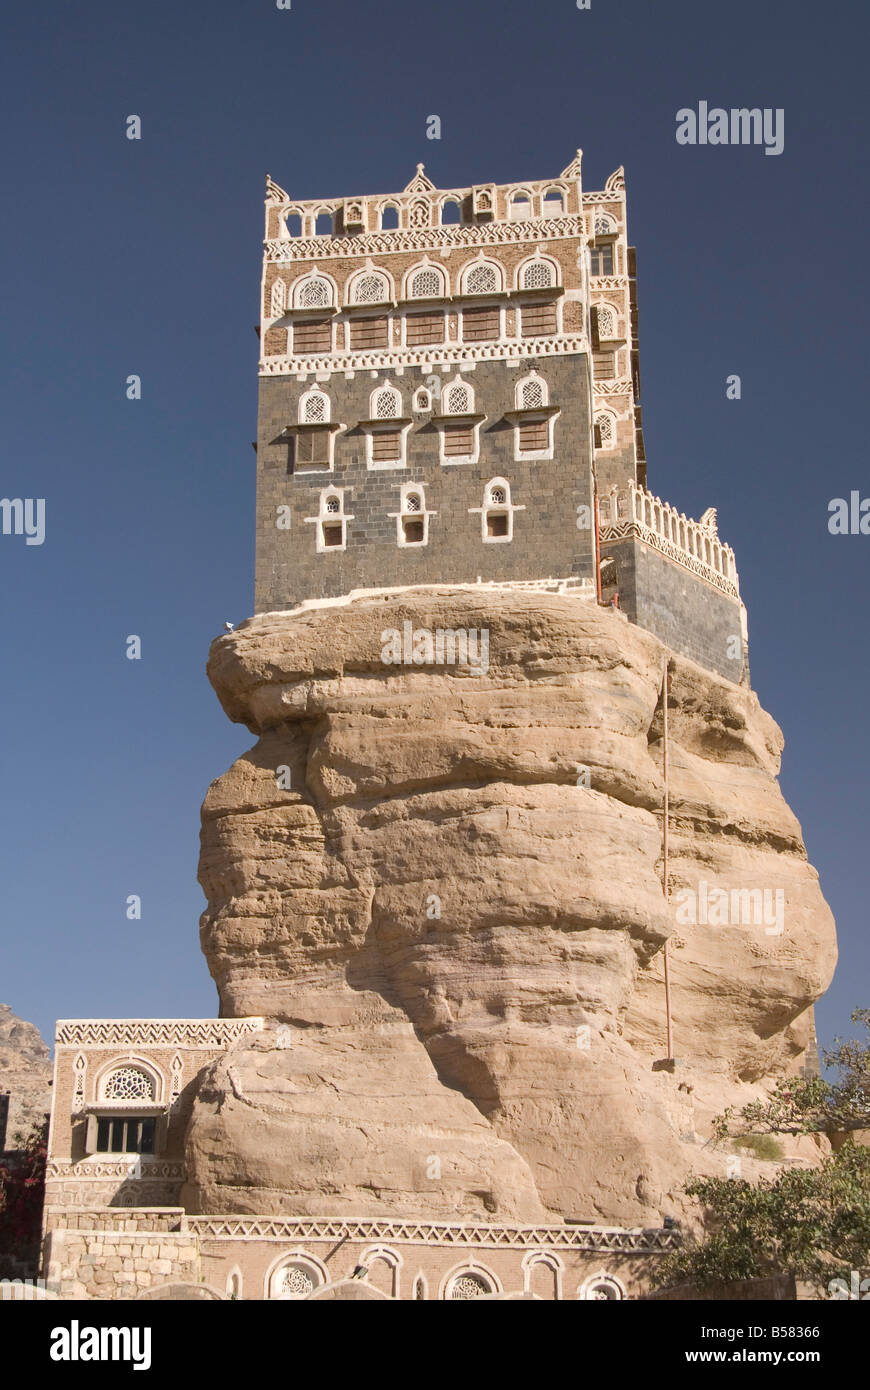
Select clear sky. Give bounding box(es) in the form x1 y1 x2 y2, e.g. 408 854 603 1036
0 0 867 1064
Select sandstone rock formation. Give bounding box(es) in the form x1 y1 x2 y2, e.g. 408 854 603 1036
185 590 836 1226
0 1004 52 1146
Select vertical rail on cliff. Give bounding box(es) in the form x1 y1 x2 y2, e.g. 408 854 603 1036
662 658 674 1061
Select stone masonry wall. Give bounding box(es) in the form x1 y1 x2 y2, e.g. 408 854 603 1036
255 355 595 612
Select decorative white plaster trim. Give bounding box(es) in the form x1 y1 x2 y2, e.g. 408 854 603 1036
55 1019 265 1048
187 1217 679 1252
264 215 586 264
260 334 588 378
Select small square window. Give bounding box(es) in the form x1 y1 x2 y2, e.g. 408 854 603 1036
402 518 425 544
322 523 343 547
487 513 509 538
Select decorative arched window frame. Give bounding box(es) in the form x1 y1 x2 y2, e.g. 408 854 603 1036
577 1271 627 1301
298 387 331 425
459 257 505 296
360 1245 403 1299
592 301 620 342
508 372 559 462
515 254 561 292
593 212 617 238
412 1272 429 1301
389 482 434 548
346 267 394 307
83 1056 167 1157
439 1260 502 1300
285 388 339 472
226 1267 243 1300
521 1251 564 1300
94 1057 164 1106
413 387 432 412
283 207 305 238
542 185 566 218
292 272 337 310
265 1250 329 1300
403 259 447 302
378 202 401 231
507 188 535 222
594 410 617 451
469 477 525 544
362 380 411 470
312 206 335 237
435 373 484 466
439 197 463 226
304 487 354 552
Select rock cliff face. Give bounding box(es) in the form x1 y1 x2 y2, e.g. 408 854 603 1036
185 590 836 1225
0 1004 52 1146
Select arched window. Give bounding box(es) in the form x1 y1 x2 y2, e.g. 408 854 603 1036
408 265 444 299
314 210 333 236
509 191 533 221
285 211 303 237
596 304 617 339
440 200 461 225
521 259 556 290
517 375 547 410
578 1272 626 1301
474 478 523 541
102 1067 154 1102
413 387 431 411
395 484 430 546
447 1270 495 1299
350 272 389 305
380 205 400 230
594 213 616 236
299 389 329 424
594 412 616 449
444 381 471 414
373 385 401 419
463 261 502 295
294 276 333 309
542 187 565 217
310 488 351 550
272 1257 325 1300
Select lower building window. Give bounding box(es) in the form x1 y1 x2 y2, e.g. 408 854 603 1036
517 420 549 453
443 423 474 456
521 302 557 336
371 429 402 463
96 1116 155 1154
322 521 343 547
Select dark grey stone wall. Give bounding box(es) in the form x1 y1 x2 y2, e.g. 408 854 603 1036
254 355 597 612
604 539 745 683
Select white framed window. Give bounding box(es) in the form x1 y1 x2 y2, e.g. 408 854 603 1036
293 274 335 309
470 478 525 543
594 411 616 450
413 387 432 412
348 270 391 305
440 199 462 225
391 482 433 547
437 375 480 465
461 259 504 295
512 373 556 460
594 213 616 237
299 388 330 424
101 1066 155 1103
405 262 446 300
578 1272 626 1301
542 186 565 217
518 256 558 291
266 1252 329 1301
365 382 409 469
440 1262 502 1299
284 210 304 237
379 204 400 230
594 303 619 339
306 488 354 552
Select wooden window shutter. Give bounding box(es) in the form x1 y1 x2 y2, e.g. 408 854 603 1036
293 319 332 353
520 302 557 337
592 350 616 377
517 420 548 452
443 422 473 455
371 429 402 462
350 316 389 349
405 311 445 346
295 430 330 467
462 306 500 341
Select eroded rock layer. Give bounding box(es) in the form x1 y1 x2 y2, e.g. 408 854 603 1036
185 591 836 1225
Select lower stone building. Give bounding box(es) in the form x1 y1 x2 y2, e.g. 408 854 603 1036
42 1019 678 1300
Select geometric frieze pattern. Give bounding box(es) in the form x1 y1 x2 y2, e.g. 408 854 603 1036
187 1217 681 1253
264 216 586 264
46 1161 186 1180
55 1019 265 1048
259 334 588 379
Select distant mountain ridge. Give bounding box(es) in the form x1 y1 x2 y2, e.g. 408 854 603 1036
0 1003 52 1148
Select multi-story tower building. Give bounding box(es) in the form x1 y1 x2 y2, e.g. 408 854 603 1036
255 152 746 682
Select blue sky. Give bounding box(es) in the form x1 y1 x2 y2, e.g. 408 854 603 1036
0 0 867 1065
